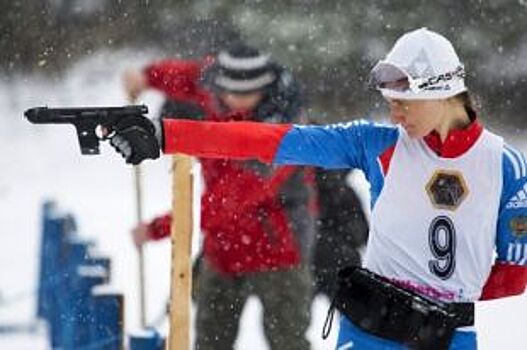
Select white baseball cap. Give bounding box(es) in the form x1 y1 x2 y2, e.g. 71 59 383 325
370 27 466 100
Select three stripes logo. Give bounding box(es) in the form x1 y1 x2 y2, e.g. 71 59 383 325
507 242 527 265
506 183 527 209
504 145 527 209
504 145 527 180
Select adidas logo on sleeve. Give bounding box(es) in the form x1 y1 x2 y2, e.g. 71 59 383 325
506 183 527 209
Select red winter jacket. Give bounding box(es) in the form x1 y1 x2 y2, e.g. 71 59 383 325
143 58 312 275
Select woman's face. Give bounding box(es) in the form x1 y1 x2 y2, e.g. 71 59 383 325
386 98 445 138
219 91 264 112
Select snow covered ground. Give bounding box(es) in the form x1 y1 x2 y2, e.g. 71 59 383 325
0 50 526 349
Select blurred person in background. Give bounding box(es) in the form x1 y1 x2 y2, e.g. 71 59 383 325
312 168 369 298
123 42 315 350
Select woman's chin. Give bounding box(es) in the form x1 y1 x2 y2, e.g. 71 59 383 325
404 126 417 137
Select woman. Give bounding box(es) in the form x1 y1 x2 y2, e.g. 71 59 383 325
110 28 527 349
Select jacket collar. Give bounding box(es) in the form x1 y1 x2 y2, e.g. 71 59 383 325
423 114 483 158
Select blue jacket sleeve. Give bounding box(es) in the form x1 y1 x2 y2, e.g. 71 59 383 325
274 120 399 172
496 144 527 265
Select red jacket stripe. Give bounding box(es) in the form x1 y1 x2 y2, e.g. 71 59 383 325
163 119 292 163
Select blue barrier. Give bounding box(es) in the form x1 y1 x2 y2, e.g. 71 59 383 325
90 286 124 350
54 238 93 349
61 265 108 349
88 255 112 281
37 202 80 348
36 201 125 350
36 201 165 350
37 200 64 321
129 329 165 350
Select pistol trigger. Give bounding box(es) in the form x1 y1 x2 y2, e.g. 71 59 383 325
96 125 115 140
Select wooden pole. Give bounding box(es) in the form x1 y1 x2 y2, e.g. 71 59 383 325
133 165 147 328
167 155 193 350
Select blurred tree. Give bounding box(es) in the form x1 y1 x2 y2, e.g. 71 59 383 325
1 0 526 126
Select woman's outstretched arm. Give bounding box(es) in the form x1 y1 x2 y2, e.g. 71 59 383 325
162 119 396 170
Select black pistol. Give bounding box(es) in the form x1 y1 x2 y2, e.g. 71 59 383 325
24 105 148 155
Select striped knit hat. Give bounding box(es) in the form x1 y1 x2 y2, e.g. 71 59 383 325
213 43 276 93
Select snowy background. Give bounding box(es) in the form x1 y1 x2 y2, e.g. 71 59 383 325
0 51 526 350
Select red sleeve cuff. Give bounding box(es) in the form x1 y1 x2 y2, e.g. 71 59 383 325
162 119 292 164
480 262 527 300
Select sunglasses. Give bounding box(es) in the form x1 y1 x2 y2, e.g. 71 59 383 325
373 66 466 94
378 78 411 92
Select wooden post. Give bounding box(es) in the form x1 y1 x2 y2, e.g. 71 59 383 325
167 155 193 350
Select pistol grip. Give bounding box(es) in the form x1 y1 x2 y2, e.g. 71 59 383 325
74 122 100 155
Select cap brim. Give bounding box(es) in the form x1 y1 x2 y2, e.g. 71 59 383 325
379 85 467 100
370 61 409 87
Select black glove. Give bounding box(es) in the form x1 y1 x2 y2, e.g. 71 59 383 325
109 115 161 165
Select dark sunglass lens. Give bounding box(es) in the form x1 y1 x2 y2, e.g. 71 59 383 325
379 78 410 91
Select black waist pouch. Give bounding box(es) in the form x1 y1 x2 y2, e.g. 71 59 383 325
330 266 474 350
